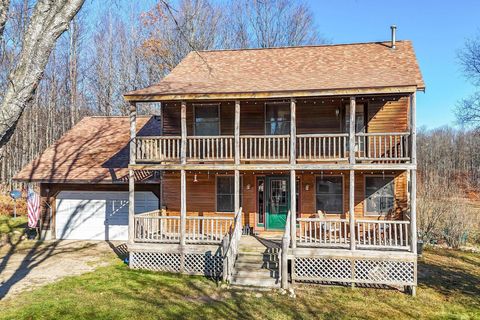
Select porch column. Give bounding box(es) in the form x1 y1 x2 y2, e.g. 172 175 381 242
234 100 240 165
128 102 137 243
290 98 296 165
410 92 417 254
181 101 187 165
180 169 186 246
290 169 296 248
349 170 356 250
234 170 240 214
180 101 187 246
349 97 356 164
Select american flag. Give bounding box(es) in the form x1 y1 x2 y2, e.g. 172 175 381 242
27 187 40 228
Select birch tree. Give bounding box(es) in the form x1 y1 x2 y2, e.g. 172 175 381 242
0 0 85 148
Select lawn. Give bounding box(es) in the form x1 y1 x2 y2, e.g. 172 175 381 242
0 247 478 320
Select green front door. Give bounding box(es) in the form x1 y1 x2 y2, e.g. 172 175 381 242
266 176 290 230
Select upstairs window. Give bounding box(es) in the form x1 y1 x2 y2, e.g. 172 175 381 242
316 176 343 214
265 102 290 135
194 104 220 136
365 176 395 215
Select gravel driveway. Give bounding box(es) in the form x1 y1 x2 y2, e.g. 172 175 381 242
0 240 124 299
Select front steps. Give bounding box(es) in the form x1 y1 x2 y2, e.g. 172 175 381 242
230 235 281 288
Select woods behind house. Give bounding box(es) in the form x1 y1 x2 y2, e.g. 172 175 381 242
0 0 478 248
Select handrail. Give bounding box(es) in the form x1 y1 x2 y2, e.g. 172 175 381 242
356 132 410 136
222 207 243 282
280 210 291 289
296 133 348 137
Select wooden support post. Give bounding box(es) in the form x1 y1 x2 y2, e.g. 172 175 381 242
234 100 240 165
181 101 187 165
234 170 240 214
290 169 296 249
410 93 417 165
349 170 356 250
128 103 136 244
290 98 296 165
180 169 187 246
349 97 356 164
281 236 289 289
410 169 417 254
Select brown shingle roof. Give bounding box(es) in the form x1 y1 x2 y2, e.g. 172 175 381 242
125 41 425 100
14 116 161 183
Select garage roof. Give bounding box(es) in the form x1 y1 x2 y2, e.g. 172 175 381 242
125 41 425 101
14 116 160 183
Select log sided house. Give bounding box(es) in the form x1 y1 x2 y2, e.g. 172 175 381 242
16 32 424 293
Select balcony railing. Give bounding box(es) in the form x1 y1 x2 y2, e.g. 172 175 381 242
297 133 348 161
356 132 410 162
135 132 411 164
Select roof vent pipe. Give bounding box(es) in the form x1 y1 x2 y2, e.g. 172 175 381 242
390 25 397 49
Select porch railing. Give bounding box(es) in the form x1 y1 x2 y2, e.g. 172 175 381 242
355 132 410 162
222 207 243 282
355 220 410 250
136 136 181 162
297 218 349 247
240 135 290 161
133 210 234 244
187 136 234 161
297 134 348 161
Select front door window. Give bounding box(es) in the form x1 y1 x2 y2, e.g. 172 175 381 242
266 177 289 229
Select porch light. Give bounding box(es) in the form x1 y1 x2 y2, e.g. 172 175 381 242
246 183 251 190
335 108 340 118
193 174 198 183
305 183 310 191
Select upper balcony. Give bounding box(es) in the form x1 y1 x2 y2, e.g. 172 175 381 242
131 95 415 167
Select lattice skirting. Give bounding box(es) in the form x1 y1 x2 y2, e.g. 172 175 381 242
130 251 223 278
294 256 415 286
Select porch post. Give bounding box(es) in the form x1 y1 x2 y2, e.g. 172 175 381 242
180 101 187 246
128 102 136 243
181 101 187 165
290 169 296 248
349 97 356 164
234 170 240 214
410 92 417 254
180 169 186 246
349 170 356 250
234 100 240 165
290 98 296 164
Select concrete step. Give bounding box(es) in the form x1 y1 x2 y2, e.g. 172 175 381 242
233 268 279 278
231 275 280 288
235 260 279 270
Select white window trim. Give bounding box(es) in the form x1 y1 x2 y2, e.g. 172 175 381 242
314 174 345 215
215 174 243 213
193 103 221 136
363 174 396 217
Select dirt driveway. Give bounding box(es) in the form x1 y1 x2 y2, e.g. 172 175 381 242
0 240 125 300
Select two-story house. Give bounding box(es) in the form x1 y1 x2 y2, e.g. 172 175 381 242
16 33 424 294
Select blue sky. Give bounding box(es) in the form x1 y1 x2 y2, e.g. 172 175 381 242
88 0 479 129
308 0 479 129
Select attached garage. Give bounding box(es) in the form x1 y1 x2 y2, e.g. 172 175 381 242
55 191 159 240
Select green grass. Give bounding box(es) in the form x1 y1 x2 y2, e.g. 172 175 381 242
0 248 479 320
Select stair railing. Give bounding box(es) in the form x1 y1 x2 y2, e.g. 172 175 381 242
222 207 243 282
280 210 291 289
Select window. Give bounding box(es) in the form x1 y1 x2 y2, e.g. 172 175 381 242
265 103 290 135
216 176 242 212
315 176 343 214
365 176 395 215
194 104 219 136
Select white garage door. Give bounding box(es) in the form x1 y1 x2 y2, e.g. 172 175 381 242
56 191 159 240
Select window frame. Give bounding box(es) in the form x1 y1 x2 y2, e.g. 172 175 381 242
363 174 396 217
193 103 221 136
264 101 291 135
215 175 243 213
314 174 344 215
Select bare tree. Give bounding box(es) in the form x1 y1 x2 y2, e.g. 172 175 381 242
0 0 85 148
457 31 480 128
